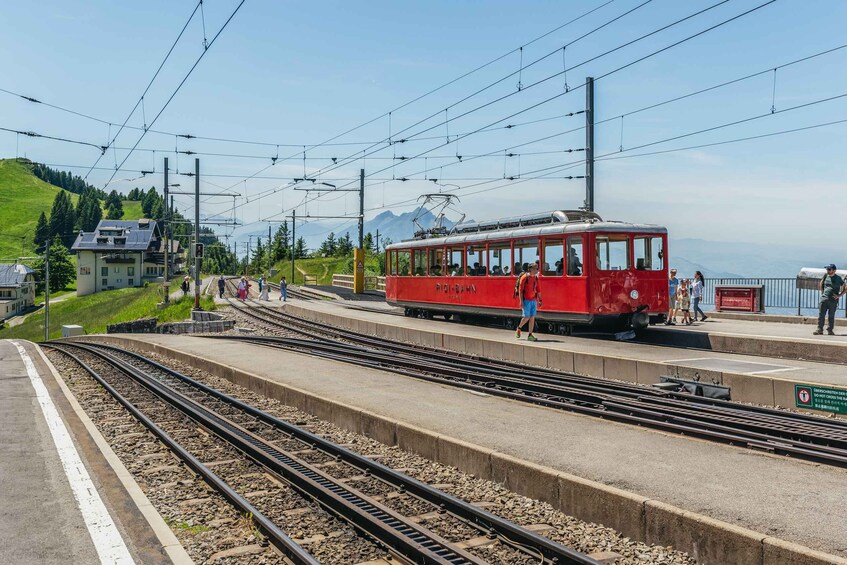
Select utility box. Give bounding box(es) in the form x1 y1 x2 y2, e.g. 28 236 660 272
61 324 84 337
353 248 365 294
797 267 847 290
714 285 764 313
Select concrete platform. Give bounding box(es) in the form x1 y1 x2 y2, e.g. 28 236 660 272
0 339 190 564
76 333 847 565
279 299 847 416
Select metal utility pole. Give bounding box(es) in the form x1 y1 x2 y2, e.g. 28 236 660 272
584 76 595 212
358 168 365 249
44 238 50 342
268 224 272 277
194 158 201 309
163 157 170 305
290 209 296 284
375 228 380 253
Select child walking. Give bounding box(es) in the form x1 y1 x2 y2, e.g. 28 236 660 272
677 279 692 325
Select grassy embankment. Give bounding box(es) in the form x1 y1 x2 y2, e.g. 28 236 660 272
0 284 215 342
0 158 79 261
121 200 143 219
264 254 382 286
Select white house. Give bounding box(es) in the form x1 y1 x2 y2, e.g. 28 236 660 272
0 263 35 320
72 219 181 296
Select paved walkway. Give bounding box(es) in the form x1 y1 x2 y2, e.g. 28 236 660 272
0 340 131 564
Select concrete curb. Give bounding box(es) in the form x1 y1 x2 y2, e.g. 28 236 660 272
34 342 192 565
285 304 847 417
75 334 847 565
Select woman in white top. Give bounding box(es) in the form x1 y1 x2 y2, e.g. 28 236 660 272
691 271 708 322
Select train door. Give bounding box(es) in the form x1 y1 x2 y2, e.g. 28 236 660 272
564 236 588 312
633 234 669 313
591 233 632 315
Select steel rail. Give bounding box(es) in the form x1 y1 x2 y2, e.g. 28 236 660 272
67 340 603 565
205 309 847 467
55 341 485 565
242 303 847 431
46 344 321 565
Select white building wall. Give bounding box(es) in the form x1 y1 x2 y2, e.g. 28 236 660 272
77 252 144 296
77 252 96 296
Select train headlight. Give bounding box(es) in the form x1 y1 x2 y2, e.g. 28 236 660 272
630 289 639 300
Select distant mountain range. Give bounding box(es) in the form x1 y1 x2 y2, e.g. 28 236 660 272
233 209 836 279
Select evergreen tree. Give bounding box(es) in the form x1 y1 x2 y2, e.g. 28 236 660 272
105 190 124 219
32 241 75 293
141 186 158 217
252 237 266 272
363 232 374 252
48 191 76 246
127 187 142 201
319 232 337 257
34 211 49 250
271 223 290 262
336 232 353 257
150 198 165 222
294 237 307 259
75 190 102 232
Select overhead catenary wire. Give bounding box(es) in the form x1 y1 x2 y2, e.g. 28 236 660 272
0 126 106 153
82 0 204 181
100 0 246 190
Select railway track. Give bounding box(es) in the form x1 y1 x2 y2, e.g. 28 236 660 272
213 302 847 469
48 340 600 565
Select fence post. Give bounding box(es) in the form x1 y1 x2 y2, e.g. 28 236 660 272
797 287 801 316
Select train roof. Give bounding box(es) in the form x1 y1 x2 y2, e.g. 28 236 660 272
385 210 666 250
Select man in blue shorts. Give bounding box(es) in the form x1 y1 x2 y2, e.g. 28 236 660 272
515 262 542 341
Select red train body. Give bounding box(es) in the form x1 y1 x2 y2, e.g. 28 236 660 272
384 210 669 332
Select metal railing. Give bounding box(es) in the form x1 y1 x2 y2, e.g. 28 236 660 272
332 274 385 292
700 277 847 316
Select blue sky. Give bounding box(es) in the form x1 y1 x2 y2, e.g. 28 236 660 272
2 0 846 251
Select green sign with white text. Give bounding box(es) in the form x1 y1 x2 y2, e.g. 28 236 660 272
795 384 847 414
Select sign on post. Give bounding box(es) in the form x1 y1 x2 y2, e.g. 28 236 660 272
195 243 204 259
795 384 847 414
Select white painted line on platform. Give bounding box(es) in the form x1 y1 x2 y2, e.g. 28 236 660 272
663 357 713 364
749 367 800 374
12 341 134 565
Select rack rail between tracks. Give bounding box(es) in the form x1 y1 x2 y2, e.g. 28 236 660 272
50 340 600 565
217 301 847 469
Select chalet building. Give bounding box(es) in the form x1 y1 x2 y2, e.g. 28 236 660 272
0 263 35 320
72 219 184 296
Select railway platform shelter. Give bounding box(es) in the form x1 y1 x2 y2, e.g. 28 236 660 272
0 339 189 564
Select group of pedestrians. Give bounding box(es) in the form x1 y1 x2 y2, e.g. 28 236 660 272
216 274 288 302
666 269 708 325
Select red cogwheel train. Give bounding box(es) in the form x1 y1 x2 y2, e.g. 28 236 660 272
384 210 669 333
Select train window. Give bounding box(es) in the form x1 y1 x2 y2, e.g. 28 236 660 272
396 250 411 276
447 247 464 276
634 236 664 270
413 249 426 276
466 244 487 276
513 239 539 273
595 235 629 271
543 239 564 276
487 241 512 276
567 237 584 276
428 247 445 276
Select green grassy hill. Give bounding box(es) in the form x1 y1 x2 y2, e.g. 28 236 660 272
265 254 382 286
121 200 143 219
0 284 215 341
0 158 79 260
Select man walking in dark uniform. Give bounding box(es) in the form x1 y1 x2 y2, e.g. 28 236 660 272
815 264 844 335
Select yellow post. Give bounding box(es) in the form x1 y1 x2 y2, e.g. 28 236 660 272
353 247 365 294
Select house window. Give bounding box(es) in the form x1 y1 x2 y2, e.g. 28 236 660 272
102 278 108 287
127 267 135 276
116 278 123 284
80 266 91 276
128 279 134 286
101 267 108 277
113 267 121 274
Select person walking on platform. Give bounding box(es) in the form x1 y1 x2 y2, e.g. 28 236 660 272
515 262 542 341
691 271 708 322
181 275 190 297
260 280 270 301
665 268 679 325
217 275 226 299
258 275 264 293
815 264 844 335
279 276 287 302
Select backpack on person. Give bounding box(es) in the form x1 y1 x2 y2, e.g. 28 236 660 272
513 273 526 298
